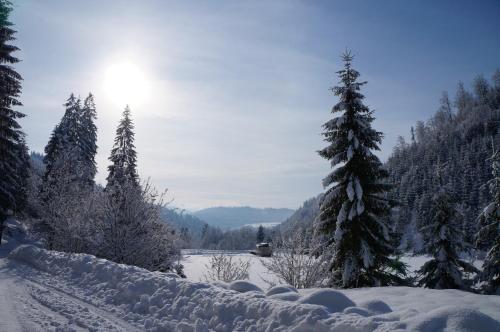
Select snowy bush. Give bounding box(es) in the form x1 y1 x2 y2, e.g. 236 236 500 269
97 180 181 273
260 232 328 288
37 177 182 274
203 252 250 282
39 155 101 254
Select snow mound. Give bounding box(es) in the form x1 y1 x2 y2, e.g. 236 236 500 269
228 280 263 293
343 306 372 317
268 292 301 302
8 245 500 332
407 306 500 332
266 285 298 296
358 299 392 314
298 289 355 313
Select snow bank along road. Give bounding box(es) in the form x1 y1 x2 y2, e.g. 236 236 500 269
1 245 499 331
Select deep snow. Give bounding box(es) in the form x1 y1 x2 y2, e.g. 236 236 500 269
0 243 498 331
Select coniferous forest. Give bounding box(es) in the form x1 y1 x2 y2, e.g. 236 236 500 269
387 73 500 252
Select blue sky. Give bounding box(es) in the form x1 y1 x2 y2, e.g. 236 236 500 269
12 0 500 210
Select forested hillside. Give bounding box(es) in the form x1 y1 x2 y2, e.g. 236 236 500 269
386 71 500 252
277 70 500 256
161 208 207 246
279 195 321 234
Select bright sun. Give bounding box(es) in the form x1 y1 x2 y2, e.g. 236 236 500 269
103 62 150 106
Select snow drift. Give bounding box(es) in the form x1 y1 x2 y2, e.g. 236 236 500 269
9 245 500 331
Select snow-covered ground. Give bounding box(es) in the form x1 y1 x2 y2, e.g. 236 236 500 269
0 225 498 331
182 249 281 287
181 249 479 289
5 246 500 331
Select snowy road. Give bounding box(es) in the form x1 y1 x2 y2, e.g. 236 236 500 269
0 251 141 332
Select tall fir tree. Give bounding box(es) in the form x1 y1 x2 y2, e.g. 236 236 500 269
316 52 406 288
476 149 500 294
106 105 139 194
43 94 81 186
80 93 98 187
417 165 478 290
0 0 25 244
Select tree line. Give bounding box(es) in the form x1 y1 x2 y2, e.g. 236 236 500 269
0 0 182 274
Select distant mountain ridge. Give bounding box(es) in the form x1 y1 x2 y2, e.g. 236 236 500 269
193 206 294 229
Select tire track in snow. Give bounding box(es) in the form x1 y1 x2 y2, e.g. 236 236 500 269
1 255 141 332
24 279 142 332
0 275 23 332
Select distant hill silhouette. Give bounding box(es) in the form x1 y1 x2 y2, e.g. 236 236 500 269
193 206 294 229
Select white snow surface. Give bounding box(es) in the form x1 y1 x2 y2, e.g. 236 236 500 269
0 242 498 332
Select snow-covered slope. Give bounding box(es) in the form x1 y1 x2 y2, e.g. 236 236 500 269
2 244 499 331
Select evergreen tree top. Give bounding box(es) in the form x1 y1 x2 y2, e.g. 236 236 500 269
63 93 79 108
83 93 96 112
0 1 12 27
115 105 135 141
331 51 368 111
106 105 139 191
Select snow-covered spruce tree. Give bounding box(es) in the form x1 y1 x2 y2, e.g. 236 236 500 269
41 95 85 249
79 93 98 188
417 165 478 290
106 105 139 196
476 149 500 294
43 94 81 186
44 93 97 192
101 106 181 273
315 52 406 288
0 0 25 245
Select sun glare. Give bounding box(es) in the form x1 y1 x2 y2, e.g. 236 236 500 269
103 62 150 106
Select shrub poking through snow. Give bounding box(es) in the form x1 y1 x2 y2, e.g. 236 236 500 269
260 232 328 288
315 51 407 288
203 252 251 282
